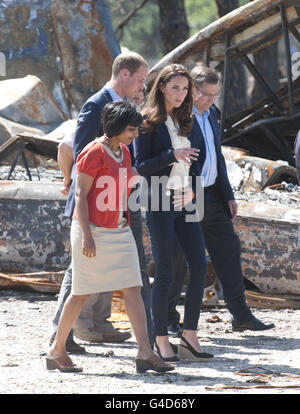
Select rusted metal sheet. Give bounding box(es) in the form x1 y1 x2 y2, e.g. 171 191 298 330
0 181 299 297
147 0 300 164
0 270 64 293
141 200 300 296
0 134 60 166
0 75 68 132
234 201 300 295
0 181 70 273
223 146 297 191
147 0 292 81
245 290 300 309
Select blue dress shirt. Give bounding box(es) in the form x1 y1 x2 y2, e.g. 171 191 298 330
105 85 124 102
193 106 218 187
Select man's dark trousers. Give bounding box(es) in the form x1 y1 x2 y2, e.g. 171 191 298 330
168 185 252 324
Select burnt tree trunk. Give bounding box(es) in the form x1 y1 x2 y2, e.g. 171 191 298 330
215 0 240 16
157 0 190 54
215 0 247 117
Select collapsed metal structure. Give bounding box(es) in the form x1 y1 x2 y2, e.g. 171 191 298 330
220 0 300 164
0 0 300 304
148 0 300 164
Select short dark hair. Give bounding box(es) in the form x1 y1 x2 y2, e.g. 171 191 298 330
101 101 143 138
112 51 148 77
190 63 219 87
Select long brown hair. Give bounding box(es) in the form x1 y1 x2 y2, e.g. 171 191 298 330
142 64 194 136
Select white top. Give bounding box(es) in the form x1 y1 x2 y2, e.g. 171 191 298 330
165 115 191 190
102 142 124 164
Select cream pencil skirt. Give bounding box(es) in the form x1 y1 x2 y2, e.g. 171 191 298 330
71 219 142 295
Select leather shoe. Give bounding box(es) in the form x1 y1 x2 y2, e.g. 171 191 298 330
101 330 132 343
49 337 86 354
154 341 179 362
46 354 83 372
73 328 103 343
136 355 175 373
178 336 214 361
74 327 131 343
232 316 275 332
167 322 182 338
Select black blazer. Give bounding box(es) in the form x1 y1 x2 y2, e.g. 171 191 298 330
64 87 113 218
134 121 200 210
134 107 234 215
189 106 235 215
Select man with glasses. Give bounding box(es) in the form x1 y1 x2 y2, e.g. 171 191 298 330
167 63 275 335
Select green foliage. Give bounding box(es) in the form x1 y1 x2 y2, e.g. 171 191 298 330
185 0 217 36
108 0 162 64
185 0 250 36
108 0 250 62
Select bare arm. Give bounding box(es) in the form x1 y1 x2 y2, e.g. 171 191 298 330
58 142 74 195
75 172 96 257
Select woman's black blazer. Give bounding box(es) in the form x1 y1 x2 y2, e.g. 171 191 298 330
133 121 201 209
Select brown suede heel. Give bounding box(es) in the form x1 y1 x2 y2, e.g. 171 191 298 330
46 354 83 373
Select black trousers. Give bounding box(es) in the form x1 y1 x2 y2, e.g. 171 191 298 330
147 209 207 336
168 186 252 323
167 235 187 325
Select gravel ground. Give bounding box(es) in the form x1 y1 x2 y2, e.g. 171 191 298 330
0 289 299 396
1 166 300 398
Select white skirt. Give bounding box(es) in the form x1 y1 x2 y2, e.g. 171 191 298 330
71 219 142 295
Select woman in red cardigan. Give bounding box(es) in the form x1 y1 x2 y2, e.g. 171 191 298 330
46 101 173 374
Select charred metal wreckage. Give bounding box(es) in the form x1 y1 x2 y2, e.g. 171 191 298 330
148 0 300 164
0 0 300 308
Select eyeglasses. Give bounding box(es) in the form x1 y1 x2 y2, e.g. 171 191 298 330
195 86 220 99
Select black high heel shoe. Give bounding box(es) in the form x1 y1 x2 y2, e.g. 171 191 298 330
178 336 214 361
154 341 180 362
171 343 178 354
135 355 175 373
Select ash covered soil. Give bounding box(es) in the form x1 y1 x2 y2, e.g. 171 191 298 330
0 289 299 395
1 167 300 395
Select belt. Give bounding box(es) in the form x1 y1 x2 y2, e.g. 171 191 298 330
204 183 217 191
